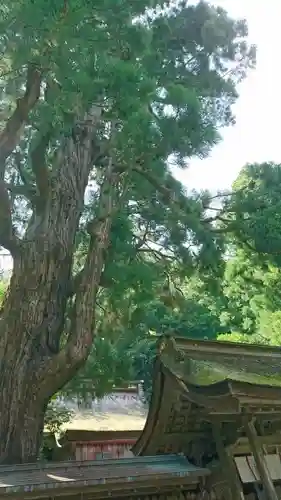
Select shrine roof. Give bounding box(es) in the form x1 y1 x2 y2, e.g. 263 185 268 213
0 455 208 498
159 335 281 390
132 337 281 457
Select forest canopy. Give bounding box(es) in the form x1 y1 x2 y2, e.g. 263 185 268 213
62 160 281 400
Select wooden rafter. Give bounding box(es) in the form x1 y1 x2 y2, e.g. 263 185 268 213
244 419 278 500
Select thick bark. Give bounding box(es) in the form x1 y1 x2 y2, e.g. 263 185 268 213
0 180 18 254
0 239 77 463
0 231 75 463
0 346 47 464
0 107 118 464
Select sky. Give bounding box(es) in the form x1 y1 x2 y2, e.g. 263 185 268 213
174 0 281 192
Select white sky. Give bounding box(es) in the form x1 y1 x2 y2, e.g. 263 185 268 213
175 0 281 192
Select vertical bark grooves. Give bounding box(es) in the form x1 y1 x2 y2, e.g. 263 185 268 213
0 107 115 464
0 344 49 464
39 157 121 391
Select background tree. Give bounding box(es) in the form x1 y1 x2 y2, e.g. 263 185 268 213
219 162 281 341
223 162 281 265
0 0 254 463
220 250 266 333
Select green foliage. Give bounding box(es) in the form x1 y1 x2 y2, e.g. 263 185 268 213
217 162 281 347
0 0 255 278
63 272 227 399
0 282 7 306
221 253 281 334
2 0 255 248
40 402 74 461
258 311 281 345
61 336 134 399
130 337 157 402
224 163 281 266
50 158 281 396
220 250 264 333
217 331 269 345
44 402 74 435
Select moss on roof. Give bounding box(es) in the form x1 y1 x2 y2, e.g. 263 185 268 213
160 336 281 388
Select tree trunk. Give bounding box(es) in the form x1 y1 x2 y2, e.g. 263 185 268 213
0 361 47 464
0 108 119 463
0 251 74 464
0 214 112 463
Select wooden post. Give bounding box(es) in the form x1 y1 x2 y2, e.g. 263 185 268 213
212 422 245 500
244 419 278 500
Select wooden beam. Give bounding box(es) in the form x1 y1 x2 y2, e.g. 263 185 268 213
212 422 245 500
230 434 281 455
244 419 278 500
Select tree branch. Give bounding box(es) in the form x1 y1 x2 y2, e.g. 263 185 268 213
40 136 120 387
0 64 42 179
28 79 60 210
138 246 174 262
68 265 112 297
204 214 234 225
57 159 120 373
13 151 31 188
133 165 242 237
0 181 19 254
5 181 36 198
133 164 187 210
134 220 150 251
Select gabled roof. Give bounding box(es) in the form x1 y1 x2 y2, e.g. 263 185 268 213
133 336 281 456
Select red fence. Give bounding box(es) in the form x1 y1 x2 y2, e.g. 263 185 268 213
59 430 140 461
74 438 137 460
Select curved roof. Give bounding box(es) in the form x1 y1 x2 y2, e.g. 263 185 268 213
160 335 281 386
133 336 281 457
